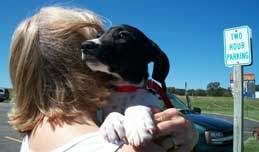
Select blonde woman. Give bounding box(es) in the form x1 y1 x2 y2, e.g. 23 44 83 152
9 6 198 152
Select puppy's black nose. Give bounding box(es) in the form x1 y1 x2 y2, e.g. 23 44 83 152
81 41 99 53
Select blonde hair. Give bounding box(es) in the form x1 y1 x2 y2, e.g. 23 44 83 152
9 6 110 133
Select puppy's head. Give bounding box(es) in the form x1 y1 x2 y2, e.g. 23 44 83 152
81 24 169 89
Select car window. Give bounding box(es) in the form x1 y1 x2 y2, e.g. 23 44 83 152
0 89 4 94
167 94 189 110
159 94 189 110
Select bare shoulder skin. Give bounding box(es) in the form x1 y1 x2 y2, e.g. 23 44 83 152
29 117 99 152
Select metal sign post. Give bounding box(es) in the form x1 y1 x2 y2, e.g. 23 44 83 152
233 66 244 152
185 81 191 108
223 26 252 152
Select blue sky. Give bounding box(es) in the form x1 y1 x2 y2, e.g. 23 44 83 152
1 0 258 89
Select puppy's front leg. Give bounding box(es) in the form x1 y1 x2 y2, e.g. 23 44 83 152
124 105 156 147
100 112 126 144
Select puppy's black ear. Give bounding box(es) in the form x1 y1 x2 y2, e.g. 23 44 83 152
147 39 170 92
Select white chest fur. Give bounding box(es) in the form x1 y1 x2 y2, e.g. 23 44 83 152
102 89 160 117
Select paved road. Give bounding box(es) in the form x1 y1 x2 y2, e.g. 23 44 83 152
205 113 259 141
0 102 21 152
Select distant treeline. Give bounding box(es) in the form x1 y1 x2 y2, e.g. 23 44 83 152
168 87 232 97
168 82 259 97
167 82 230 97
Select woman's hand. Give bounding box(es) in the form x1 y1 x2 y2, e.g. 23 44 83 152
153 108 199 152
116 108 198 152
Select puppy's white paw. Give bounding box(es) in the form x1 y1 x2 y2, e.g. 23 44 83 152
100 112 126 144
124 106 156 147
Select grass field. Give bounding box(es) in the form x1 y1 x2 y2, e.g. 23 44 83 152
178 96 259 122
244 137 259 152
177 95 259 152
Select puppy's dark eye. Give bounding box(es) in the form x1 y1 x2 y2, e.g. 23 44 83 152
118 31 129 39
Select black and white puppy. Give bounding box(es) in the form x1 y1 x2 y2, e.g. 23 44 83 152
81 24 170 146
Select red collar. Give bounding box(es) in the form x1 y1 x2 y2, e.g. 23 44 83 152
113 80 174 108
114 85 145 92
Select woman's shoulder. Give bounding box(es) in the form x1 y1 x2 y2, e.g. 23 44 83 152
54 132 123 152
21 132 123 152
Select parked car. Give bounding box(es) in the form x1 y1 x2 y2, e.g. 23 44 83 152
160 94 233 152
0 88 9 102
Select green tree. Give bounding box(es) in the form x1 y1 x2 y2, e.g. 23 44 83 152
215 87 232 97
174 89 185 96
195 89 207 96
222 87 232 97
167 87 185 95
187 89 195 96
207 82 220 96
255 84 259 91
167 87 176 94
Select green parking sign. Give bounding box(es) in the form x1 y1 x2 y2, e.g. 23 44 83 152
223 26 252 67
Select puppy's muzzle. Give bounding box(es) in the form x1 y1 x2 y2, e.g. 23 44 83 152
81 40 100 61
81 41 99 54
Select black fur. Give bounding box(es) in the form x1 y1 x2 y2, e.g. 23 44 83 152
81 24 170 90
